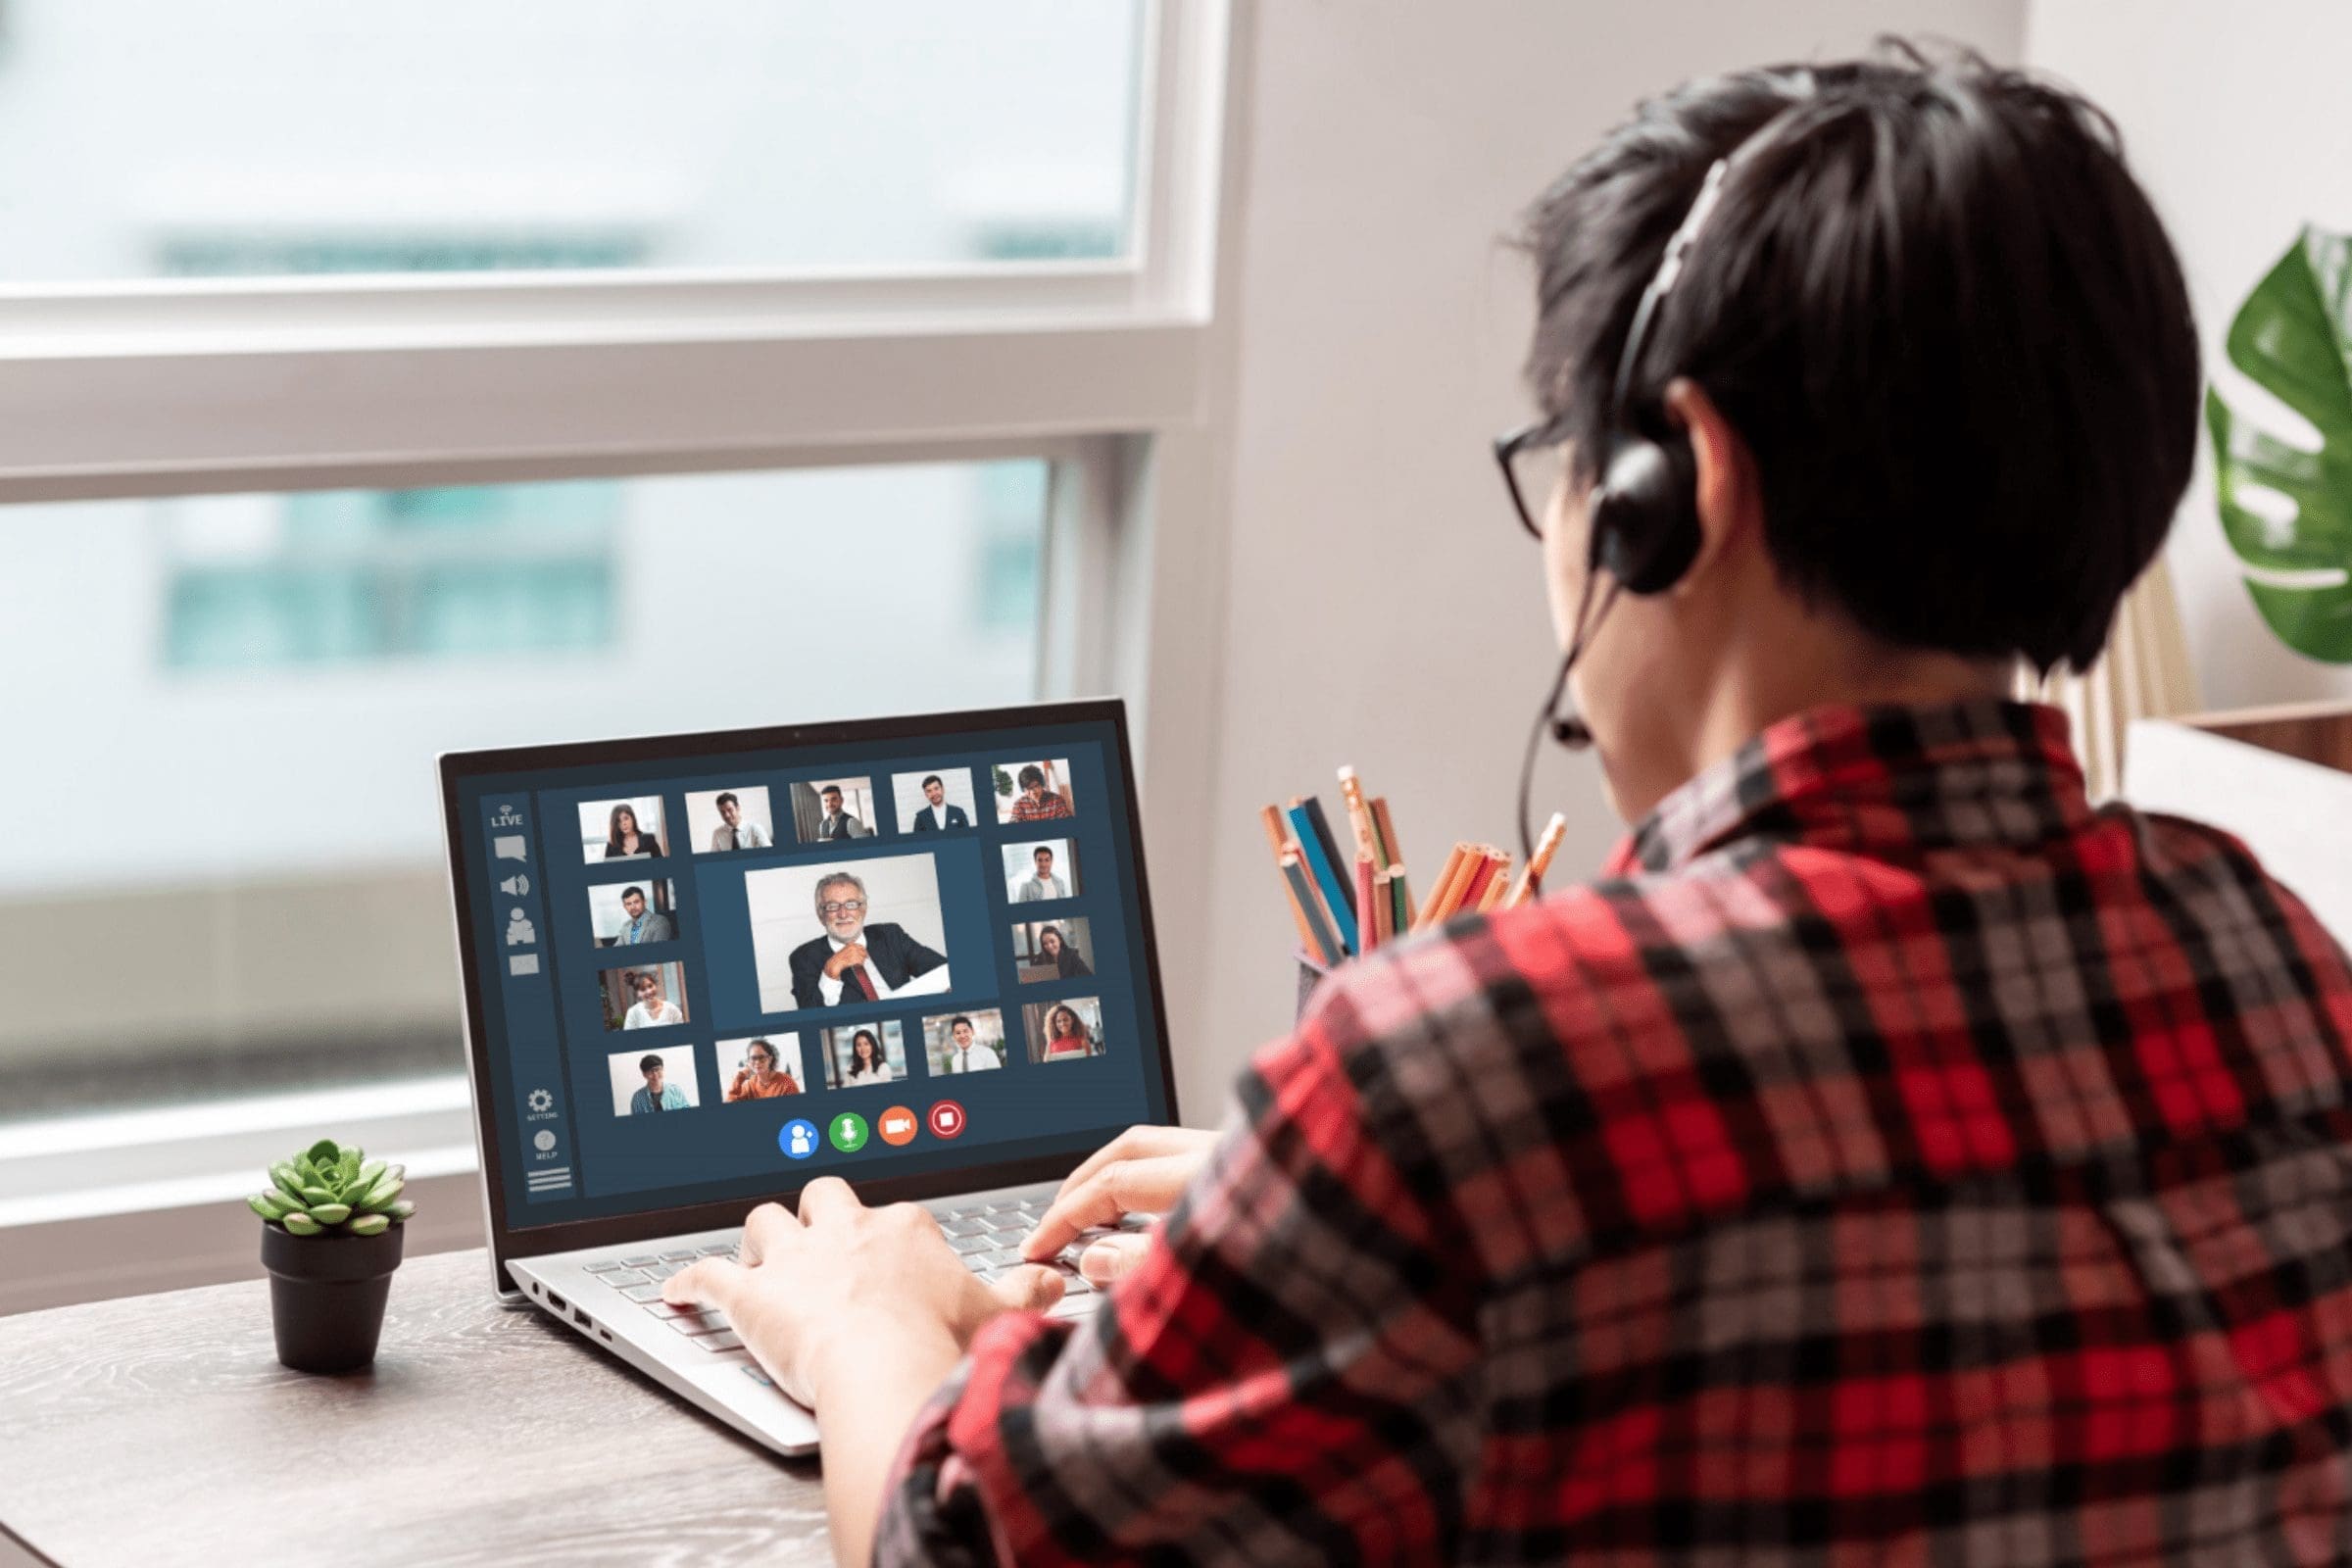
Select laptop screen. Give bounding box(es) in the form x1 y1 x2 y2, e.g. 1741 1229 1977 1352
443 705 1173 1233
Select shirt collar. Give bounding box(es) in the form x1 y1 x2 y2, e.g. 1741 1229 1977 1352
1608 700 2089 875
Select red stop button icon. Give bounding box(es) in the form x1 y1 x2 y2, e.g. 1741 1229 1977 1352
926 1100 967 1140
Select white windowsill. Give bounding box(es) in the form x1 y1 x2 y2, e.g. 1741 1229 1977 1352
0 1076 478 1228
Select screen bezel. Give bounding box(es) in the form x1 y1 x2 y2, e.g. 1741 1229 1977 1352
437 697 1179 1293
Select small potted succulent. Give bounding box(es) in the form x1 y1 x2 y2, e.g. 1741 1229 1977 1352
247 1139 416 1374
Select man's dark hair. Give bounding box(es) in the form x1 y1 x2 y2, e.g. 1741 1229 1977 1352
1018 764 1046 790
620 885 645 904
1034 846 1054 861
921 773 943 790
951 1014 974 1031
714 791 738 811
639 1054 662 1073
822 785 843 801
1516 41 2197 671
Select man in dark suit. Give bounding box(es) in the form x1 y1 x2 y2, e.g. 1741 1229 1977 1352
910 773 969 833
787 870 950 1008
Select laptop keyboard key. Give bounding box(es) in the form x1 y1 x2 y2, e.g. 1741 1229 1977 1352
620 1255 661 1268
660 1250 701 1262
644 1300 697 1320
620 1282 668 1303
743 1365 773 1388
700 1330 744 1351
700 1243 737 1256
949 1234 993 1256
599 1270 650 1289
584 1259 628 1274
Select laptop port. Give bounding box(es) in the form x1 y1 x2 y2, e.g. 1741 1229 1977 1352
546 1292 567 1313
572 1307 591 1327
597 1328 612 1343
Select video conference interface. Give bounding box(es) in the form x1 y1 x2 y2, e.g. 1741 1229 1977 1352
454 718 1169 1230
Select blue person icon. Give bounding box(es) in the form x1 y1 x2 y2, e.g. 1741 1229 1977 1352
779 1118 819 1160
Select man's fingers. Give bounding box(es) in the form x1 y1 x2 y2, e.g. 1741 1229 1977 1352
988 1264 1066 1314
663 1256 748 1310
796 1175 861 1226
1023 1153 1194 1259
740 1200 800 1264
1077 1232 1153 1285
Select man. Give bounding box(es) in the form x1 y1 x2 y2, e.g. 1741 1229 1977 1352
709 791 770 852
786 871 949 1009
614 885 672 946
813 784 871 842
910 774 968 833
619 970 682 1030
1004 762 1072 822
667 49 2352 1565
627 1054 687 1114
1013 845 1066 903
940 1014 1000 1074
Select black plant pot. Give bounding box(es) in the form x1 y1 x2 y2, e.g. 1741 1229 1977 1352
260 1221 405 1374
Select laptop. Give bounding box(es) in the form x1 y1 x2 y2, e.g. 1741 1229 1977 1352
437 699 1177 1455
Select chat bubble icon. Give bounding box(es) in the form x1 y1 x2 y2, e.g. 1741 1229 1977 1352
493 834 527 861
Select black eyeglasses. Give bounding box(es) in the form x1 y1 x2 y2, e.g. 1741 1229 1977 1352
1494 419 1570 542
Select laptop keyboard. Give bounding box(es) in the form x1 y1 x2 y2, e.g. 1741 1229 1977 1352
573 1197 1113 1371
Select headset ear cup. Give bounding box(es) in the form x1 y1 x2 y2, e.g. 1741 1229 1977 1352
1592 435 1702 596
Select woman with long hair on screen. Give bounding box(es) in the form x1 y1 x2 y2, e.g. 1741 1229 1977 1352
1039 1004 1092 1062
604 803 662 859
844 1029 893 1086
1037 924 1092 980
726 1038 801 1102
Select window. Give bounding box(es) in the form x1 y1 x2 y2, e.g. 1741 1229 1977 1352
0 0 1148 282
0 2 1229 1250
0 460 1051 1126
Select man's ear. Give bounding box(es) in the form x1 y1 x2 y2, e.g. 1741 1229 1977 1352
1661 378 1761 575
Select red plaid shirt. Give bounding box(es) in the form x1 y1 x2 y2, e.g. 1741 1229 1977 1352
1009 792 1075 823
879 702 2352 1564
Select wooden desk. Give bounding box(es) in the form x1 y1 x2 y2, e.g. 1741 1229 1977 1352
0 1249 833 1567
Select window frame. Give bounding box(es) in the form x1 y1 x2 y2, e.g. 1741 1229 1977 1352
0 0 1239 1257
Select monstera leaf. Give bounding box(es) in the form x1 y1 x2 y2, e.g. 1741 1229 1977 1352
2207 224 2352 662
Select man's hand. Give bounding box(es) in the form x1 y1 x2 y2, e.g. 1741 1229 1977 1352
1021 1124 1216 1284
821 943 868 981
665 1178 1062 1405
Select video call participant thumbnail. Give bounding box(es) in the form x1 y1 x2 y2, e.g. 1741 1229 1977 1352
1017 920 1093 982
603 1039 702 1116
708 790 770 852
821 1021 908 1088
787 870 949 1009
1026 997 1102 1063
997 760 1075 823
722 1036 802 1102
600 962 689 1032
929 1011 1004 1074
1010 842 1072 903
613 886 672 946
814 784 872 842
600 801 664 860
911 774 968 833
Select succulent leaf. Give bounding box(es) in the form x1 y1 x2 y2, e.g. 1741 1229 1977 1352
299 1184 335 1204
281 1211 323 1236
310 1202 353 1225
346 1212 392 1237
361 1177 405 1209
385 1200 416 1221
270 1162 305 1198
356 1158 387 1192
247 1194 284 1220
307 1138 341 1166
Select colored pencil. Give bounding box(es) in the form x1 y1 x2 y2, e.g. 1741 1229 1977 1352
1354 854 1378 952
1282 851 1345 967
1263 803 1319 948
1413 843 1473 932
1388 863 1413 936
1298 797 1351 912
1372 869 1396 947
1503 812 1568 909
1337 766 1379 862
1370 797 1406 871
1474 853 1515 913
1288 802 1361 956
1455 850 1502 913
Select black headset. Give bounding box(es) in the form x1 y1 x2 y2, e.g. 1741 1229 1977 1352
1517 120 1798 863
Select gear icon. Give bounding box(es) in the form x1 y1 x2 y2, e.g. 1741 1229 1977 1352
527 1088 554 1114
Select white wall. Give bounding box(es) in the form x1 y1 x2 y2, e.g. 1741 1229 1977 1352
1171 0 2030 1119
2026 0 2352 714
